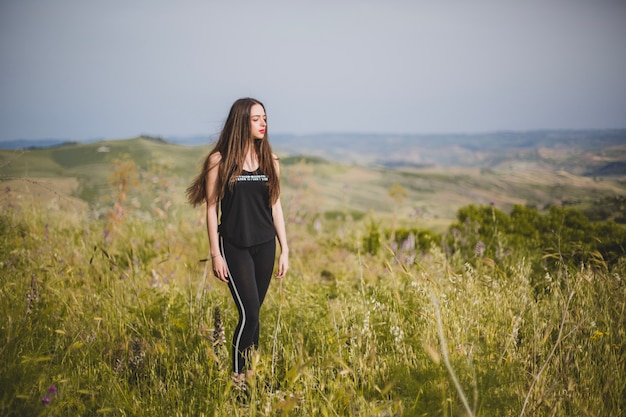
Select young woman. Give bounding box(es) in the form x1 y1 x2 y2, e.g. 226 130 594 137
186 97 289 382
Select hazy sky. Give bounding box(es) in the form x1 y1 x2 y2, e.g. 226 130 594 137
1 0 625 141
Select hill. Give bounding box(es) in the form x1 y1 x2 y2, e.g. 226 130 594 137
1 134 625 231
5 129 625 175
0 136 206 204
269 129 626 174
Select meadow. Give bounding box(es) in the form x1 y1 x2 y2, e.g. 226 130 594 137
1 138 625 416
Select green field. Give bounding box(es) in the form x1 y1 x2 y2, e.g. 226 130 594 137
1 138 625 416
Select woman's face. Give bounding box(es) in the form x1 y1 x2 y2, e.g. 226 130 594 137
249 103 267 140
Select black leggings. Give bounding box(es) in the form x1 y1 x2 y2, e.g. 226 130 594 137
220 237 276 374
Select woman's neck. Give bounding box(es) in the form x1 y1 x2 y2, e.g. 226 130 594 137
243 146 259 172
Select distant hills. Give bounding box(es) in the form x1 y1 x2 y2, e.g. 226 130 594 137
1 133 625 229
0 139 80 149
0 137 107 150
3 129 624 175
269 130 626 175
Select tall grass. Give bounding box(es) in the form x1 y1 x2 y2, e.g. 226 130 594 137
1 176 624 416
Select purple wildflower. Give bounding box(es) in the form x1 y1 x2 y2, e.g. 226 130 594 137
475 241 486 257
41 385 57 406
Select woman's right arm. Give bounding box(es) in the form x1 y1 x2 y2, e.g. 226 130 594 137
205 152 228 282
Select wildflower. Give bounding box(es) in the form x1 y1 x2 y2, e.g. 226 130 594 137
41 385 57 406
212 306 226 354
401 233 415 252
361 311 371 337
590 330 606 340
475 241 486 257
113 358 124 373
390 325 404 344
369 297 384 311
313 218 322 234
27 274 39 312
128 338 145 369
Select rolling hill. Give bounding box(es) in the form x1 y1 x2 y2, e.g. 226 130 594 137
1 133 625 232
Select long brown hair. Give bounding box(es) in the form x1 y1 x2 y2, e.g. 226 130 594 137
186 98 280 207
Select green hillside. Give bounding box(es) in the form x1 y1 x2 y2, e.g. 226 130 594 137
1 136 625 231
0 137 209 204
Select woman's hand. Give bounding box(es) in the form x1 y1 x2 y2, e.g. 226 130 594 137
275 251 289 279
212 255 229 282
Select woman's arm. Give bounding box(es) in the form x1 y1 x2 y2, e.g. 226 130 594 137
206 152 228 282
272 156 289 278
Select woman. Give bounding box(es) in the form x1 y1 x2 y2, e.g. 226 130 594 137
187 97 289 382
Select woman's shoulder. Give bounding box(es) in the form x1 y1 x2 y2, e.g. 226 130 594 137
205 151 222 173
209 151 222 164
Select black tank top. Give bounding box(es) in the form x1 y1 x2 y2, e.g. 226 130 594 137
218 169 275 247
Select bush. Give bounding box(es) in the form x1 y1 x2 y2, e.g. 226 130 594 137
445 203 626 275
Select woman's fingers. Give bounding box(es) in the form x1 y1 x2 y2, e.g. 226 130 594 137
275 257 288 278
212 258 229 282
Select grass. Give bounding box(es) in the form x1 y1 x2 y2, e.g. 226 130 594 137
1 138 625 415
1 157 625 416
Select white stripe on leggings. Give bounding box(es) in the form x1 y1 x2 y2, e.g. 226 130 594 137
221 236 246 373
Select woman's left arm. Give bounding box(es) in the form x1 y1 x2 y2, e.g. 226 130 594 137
272 156 289 278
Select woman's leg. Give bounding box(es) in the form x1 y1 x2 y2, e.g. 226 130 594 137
249 239 276 346
221 238 276 374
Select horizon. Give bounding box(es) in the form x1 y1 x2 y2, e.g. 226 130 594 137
3 126 626 145
2 127 626 155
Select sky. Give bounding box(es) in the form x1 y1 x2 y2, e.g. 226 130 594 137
1 0 625 141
